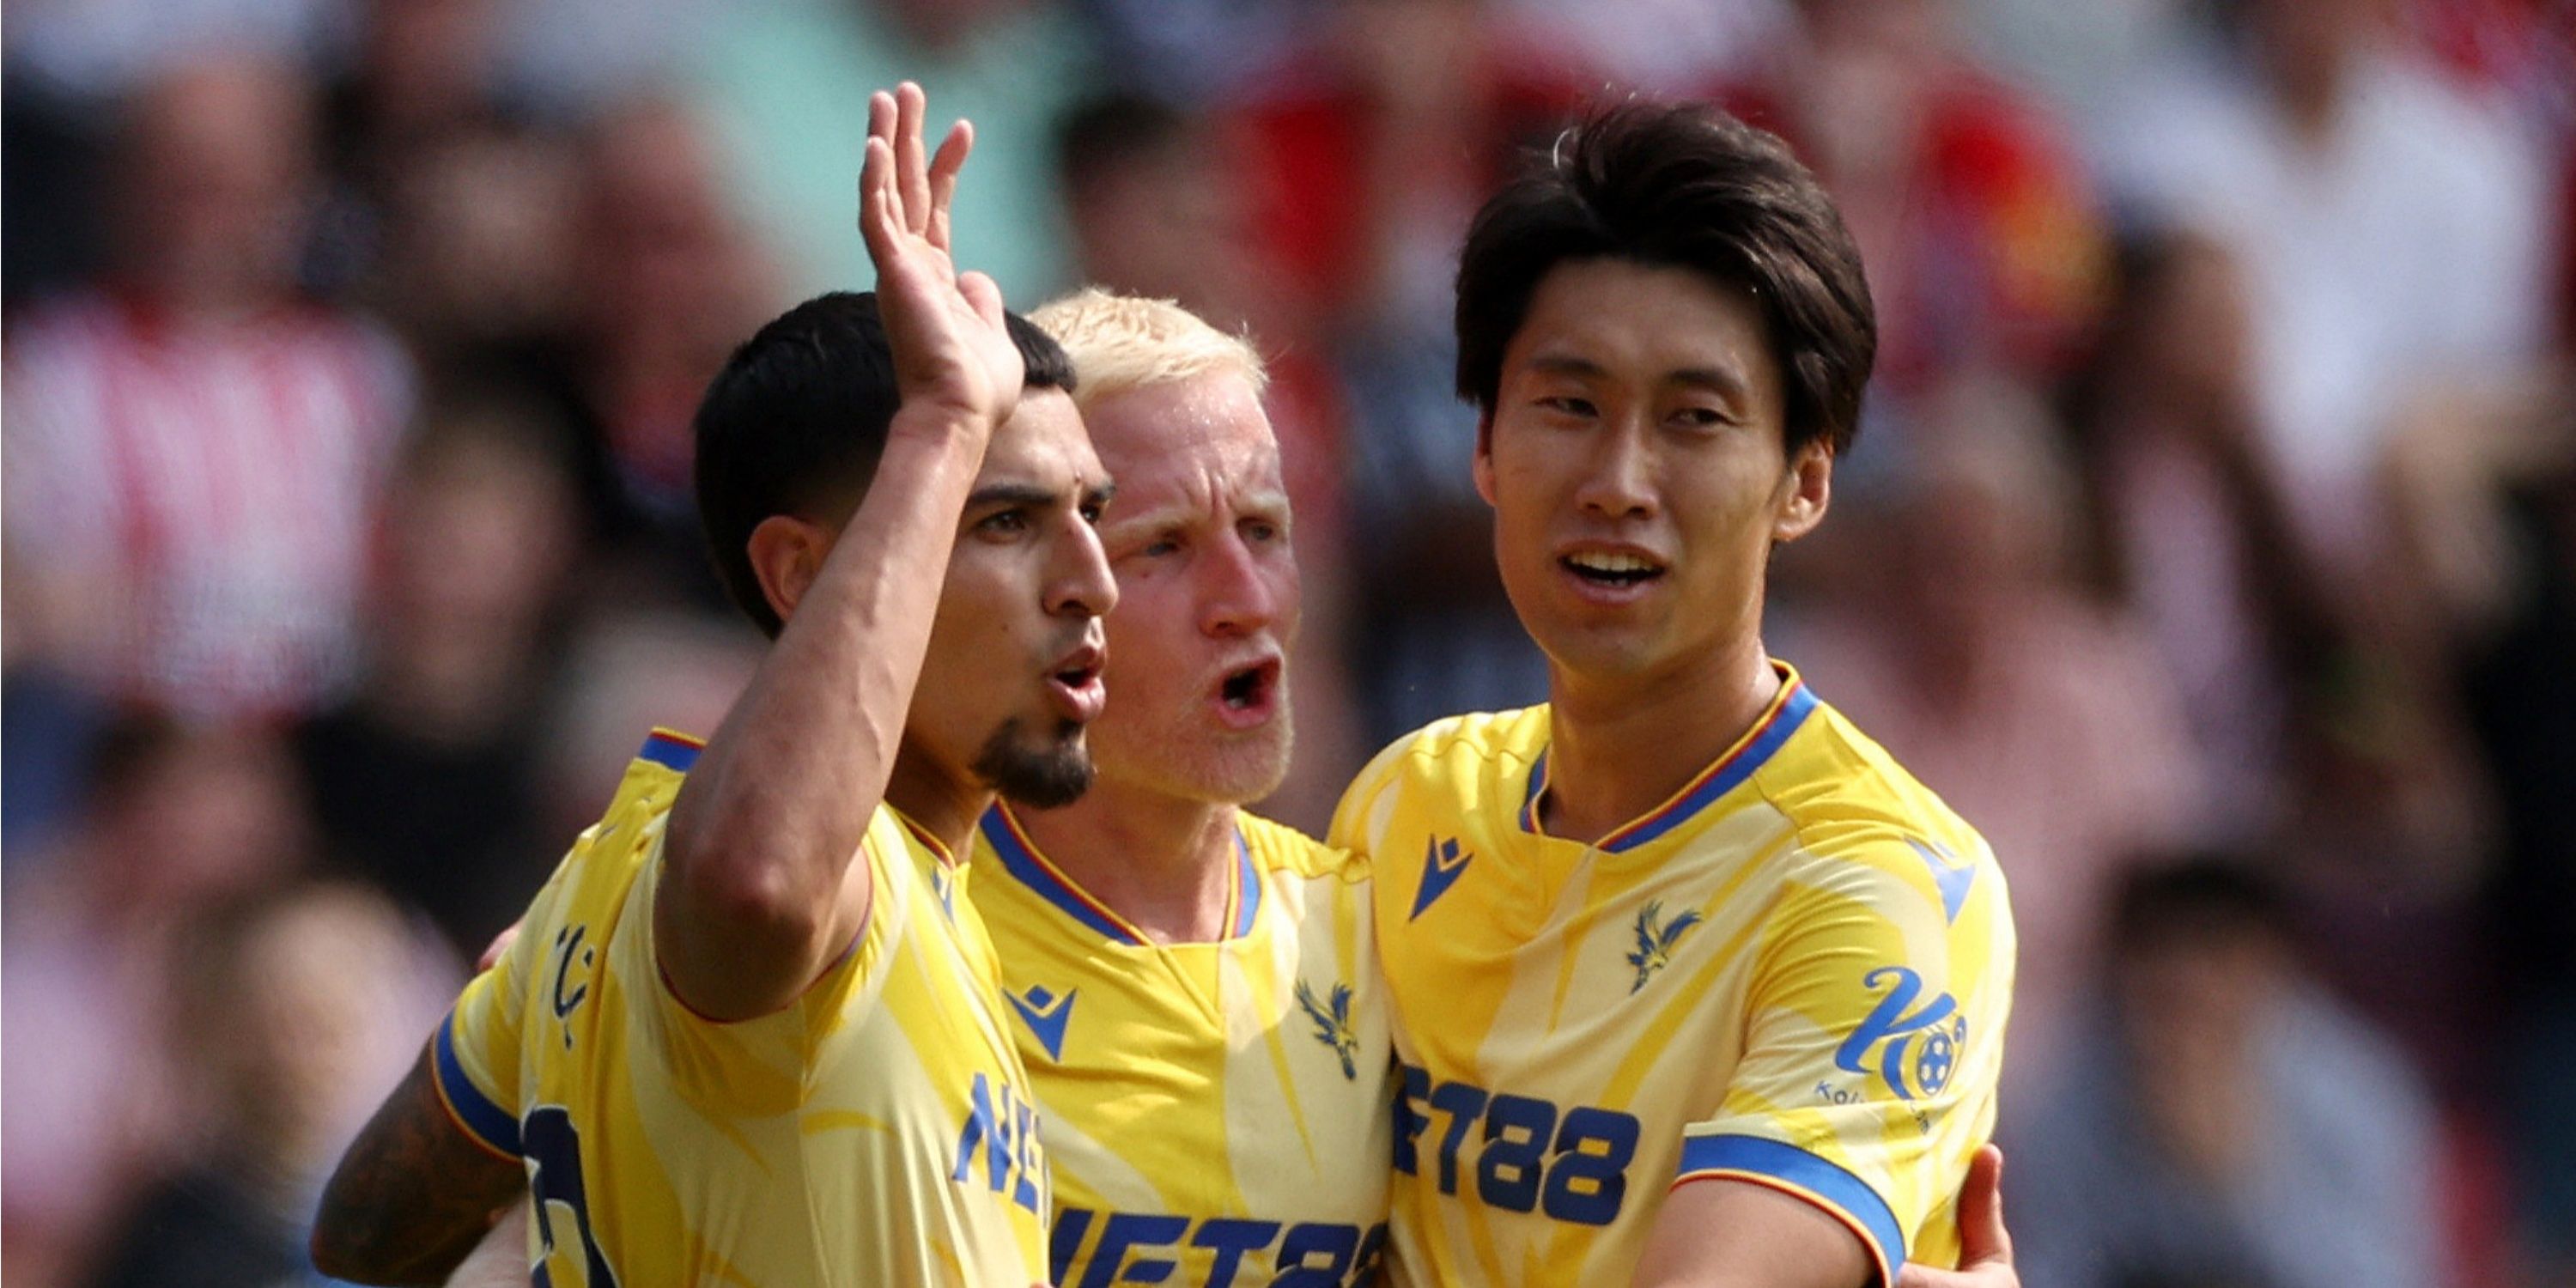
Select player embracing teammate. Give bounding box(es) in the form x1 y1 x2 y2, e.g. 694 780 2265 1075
312 82 2019 1288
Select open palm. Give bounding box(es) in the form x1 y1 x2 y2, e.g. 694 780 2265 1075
859 82 1022 434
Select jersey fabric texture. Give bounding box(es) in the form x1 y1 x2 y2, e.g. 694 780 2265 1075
1329 665 2015 1287
969 804 1394 1288
435 729 1050 1287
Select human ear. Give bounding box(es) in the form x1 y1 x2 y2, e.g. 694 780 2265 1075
747 514 834 625
1771 440 1832 544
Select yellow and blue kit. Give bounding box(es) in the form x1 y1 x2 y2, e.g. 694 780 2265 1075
970 804 1394 1288
1330 664 2014 1286
434 729 1052 1286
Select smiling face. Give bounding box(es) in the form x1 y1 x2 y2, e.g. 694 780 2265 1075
1080 370 1300 805
1475 257 1830 688
905 387 1121 808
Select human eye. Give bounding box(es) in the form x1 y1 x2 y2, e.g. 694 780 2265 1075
977 508 1030 536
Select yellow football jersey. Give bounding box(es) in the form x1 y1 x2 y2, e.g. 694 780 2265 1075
969 804 1394 1288
1329 665 2014 1287
434 729 1051 1287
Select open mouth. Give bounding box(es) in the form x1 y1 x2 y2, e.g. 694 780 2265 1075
1045 643 1109 722
1213 658 1281 726
1560 550 1667 587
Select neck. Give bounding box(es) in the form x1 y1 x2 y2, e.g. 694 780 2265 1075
1541 633 1781 846
1016 779 1239 945
882 747 991 860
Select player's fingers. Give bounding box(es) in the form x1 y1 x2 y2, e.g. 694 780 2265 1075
1959 1144 2011 1266
476 923 522 973
895 81 931 235
926 119 971 252
958 269 1007 331
859 137 901 261
866 88 896 160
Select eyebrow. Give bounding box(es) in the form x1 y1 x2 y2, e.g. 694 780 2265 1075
967 480 1118 511
1526 353 1751 400
1098 489 1292 540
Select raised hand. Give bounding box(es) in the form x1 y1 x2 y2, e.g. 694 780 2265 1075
859 82 1023 437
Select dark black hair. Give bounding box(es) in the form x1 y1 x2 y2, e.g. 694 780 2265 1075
1054 91 1192 199
692 290 1077 637
2109 857 2293 956
1453 98 1877 459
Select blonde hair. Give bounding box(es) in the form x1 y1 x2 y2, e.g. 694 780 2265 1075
1027 288 1268 408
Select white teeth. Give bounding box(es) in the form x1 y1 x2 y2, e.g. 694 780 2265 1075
1567 552 1658 574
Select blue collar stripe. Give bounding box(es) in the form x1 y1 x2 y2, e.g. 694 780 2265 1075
979 809 1143 945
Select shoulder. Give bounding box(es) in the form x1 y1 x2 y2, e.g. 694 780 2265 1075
1239 811 1365 884
1330 706 1548 855
1752 702 2008 937
1339 706 1547 810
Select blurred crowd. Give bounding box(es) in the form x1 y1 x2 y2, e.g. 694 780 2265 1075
2 0 2570 1285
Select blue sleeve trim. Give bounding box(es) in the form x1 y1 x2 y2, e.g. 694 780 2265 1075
640 729 702 773
434 1011 523 1157
1675 1133 1905 1277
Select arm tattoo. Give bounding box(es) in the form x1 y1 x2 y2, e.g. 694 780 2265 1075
311 1043 526 1286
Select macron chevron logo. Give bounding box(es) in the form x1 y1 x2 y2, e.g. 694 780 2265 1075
1410 837 1471 921
1007 985 1077 1061
1907 838 1977 925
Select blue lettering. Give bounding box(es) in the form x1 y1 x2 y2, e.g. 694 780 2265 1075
1191 1218 1279 1288
1426 1079 1489 1195
1394 1063 1430 1176
1078 1212 1190 1288
1012 1095 1044 1213
1390 1067 1643 1228
1049 1208 1095 1287
1273 1222 1358 1288
951 1073 1043 1212
1832 967 1961 1102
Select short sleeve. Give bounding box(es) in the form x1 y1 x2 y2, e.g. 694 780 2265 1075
433 846 588 1160
1675 839 2014 1285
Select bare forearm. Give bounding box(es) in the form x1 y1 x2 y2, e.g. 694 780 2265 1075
660 418 985 1012
312 1046 525 1286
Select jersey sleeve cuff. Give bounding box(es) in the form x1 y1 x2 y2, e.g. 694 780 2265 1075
433 1008 523 1159
1673 1133 1903 1287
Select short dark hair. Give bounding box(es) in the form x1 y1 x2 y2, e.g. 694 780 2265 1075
692 290 1077 636
1453 99 1877 459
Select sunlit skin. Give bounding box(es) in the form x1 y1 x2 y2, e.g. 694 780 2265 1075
1473 256 1830 845
1016 370 1301 942
761 386 1121 839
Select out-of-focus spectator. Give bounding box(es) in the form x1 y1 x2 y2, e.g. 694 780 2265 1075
695 0 1092 302
1787 374 2194 1094
2091 0 2553 573
2065 230 2496 1092
310 0 537 300
2387 373 2576 1285
2062 233 2317 847
2 714 313 1288
2014 860 2441 1288
374 127 582 361
1721 0 2109 435
3 54 412 720
482 97 775 608
297 392 581 960
83 880 451 1288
